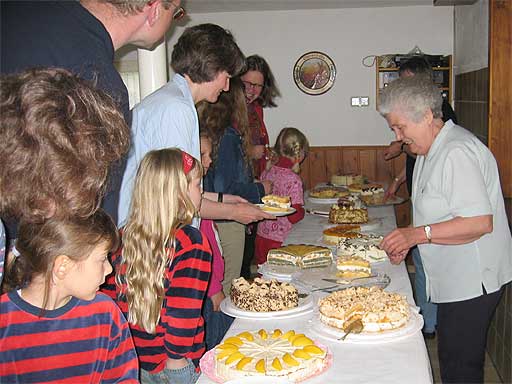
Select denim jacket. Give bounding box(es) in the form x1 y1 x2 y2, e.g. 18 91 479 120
204 126 265 204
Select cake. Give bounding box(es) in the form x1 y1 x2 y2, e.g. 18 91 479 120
309 186 349 199
230 277 298 312
266 244 333 268
322 224 361 245
214 329 328 382
329 204 368 224
318 286 410 333
261 195 291 211
336 194 363 209
336 233 387 262
336 255 372 278
330 173 364 186
358 184 386 205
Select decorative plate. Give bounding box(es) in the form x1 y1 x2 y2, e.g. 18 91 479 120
293 51 336 95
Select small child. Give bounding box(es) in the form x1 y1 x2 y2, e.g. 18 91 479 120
0 210 139 383
102 148 212 384
255 127 309 265
199 131 234 350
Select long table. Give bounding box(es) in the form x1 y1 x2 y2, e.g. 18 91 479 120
198 206 433 383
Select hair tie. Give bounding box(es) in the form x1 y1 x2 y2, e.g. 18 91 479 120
181 151 194 174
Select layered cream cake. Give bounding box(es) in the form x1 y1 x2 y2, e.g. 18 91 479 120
309 186 349 199
318 286 410 333
214 329 327 382
230 277 298 312
267 244 333 268
336 255 372 278
329 204 368 224
358 184 386 205
330 173 364 186
336 233 387 262
261 195 291 211
322 224 361 245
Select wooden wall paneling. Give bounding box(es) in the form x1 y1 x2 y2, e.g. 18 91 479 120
489 0 512 197
375 148 393 183
325 148 341 181
341 149 359 174
301 150 311 190
309 149 327 187
359 150 377 181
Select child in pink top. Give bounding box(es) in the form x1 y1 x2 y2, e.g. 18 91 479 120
199 131 234 350
255 128 309 265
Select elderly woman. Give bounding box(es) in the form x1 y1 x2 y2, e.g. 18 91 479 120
379 76 512 384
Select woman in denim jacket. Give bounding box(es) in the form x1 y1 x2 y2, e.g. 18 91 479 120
197 78 272 294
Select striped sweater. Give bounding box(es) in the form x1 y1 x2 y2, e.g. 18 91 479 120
0 292 139 383
102 225 212 373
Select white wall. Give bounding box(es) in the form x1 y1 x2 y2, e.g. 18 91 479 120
118 6 453 146
454 0 488 75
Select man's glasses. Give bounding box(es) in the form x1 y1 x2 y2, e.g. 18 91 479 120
242 80 264 91
171 1 186 20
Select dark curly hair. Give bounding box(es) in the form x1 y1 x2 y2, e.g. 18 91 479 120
0 68 130 223
171 23 246 83
244 55 281 108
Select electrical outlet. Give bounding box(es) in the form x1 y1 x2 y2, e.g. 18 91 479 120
351 97 361 107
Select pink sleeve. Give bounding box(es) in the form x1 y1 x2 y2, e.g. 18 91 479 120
200 220 224 297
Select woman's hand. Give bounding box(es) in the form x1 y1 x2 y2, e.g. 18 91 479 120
383 140 403 160
250 144 266 160
210 291 225 311
261 180 273 195
380 227 421 262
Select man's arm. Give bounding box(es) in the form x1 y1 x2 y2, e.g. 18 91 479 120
200 198 274 224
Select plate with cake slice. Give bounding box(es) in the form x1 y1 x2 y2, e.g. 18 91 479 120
309 287 423 343
256 204 296 216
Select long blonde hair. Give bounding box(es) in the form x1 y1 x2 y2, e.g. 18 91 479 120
120 148 202 333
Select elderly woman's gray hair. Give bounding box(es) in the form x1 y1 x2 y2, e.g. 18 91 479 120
378 76 443 122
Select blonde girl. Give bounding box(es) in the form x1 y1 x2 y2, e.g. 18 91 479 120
102 148 212 384
0 210 138 383
254 127 309 265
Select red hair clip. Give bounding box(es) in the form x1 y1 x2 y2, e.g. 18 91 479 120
181 151 194 175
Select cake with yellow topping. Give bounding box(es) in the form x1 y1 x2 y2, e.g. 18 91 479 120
318 287 410 333
336 255 372 278
322 224 361 245
230 277 298 312
267 244 333 268
309 186 349 199
329 204 368 224
336 233 387 262
214 329 328 382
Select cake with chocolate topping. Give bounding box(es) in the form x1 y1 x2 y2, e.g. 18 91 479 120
230 277 299 312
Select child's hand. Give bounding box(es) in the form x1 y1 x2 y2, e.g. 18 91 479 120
210 291 225 311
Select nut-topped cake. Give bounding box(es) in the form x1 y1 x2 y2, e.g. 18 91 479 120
309 186 349 199
214 329 328 382
267 244 333 268
318 286 410 333
230 277 298 312
329 204 368 224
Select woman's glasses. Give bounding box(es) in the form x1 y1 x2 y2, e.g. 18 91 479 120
242 80 264 91
171 1 186 20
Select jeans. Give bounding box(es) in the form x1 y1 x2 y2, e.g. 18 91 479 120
140 359 200 384
202 297 234 351
412 246 437 333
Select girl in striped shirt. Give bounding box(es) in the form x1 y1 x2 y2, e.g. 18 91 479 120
0 210 139 383
103 149 212 384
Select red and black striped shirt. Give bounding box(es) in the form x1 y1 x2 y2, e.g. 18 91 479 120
102 225 212 373
0 292 139 383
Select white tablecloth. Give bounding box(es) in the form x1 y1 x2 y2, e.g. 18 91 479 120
197 206 433 384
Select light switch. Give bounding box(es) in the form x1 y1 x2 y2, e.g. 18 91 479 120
351 97 361 107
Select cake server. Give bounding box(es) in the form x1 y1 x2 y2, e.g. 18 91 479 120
322 275 378 285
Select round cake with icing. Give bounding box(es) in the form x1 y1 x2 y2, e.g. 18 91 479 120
336 233 387 262
214 329 328 382
322 224 361 245
318 286 410 333
230 277 298 312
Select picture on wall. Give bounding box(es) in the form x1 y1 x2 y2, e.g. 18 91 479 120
293 51 336 95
